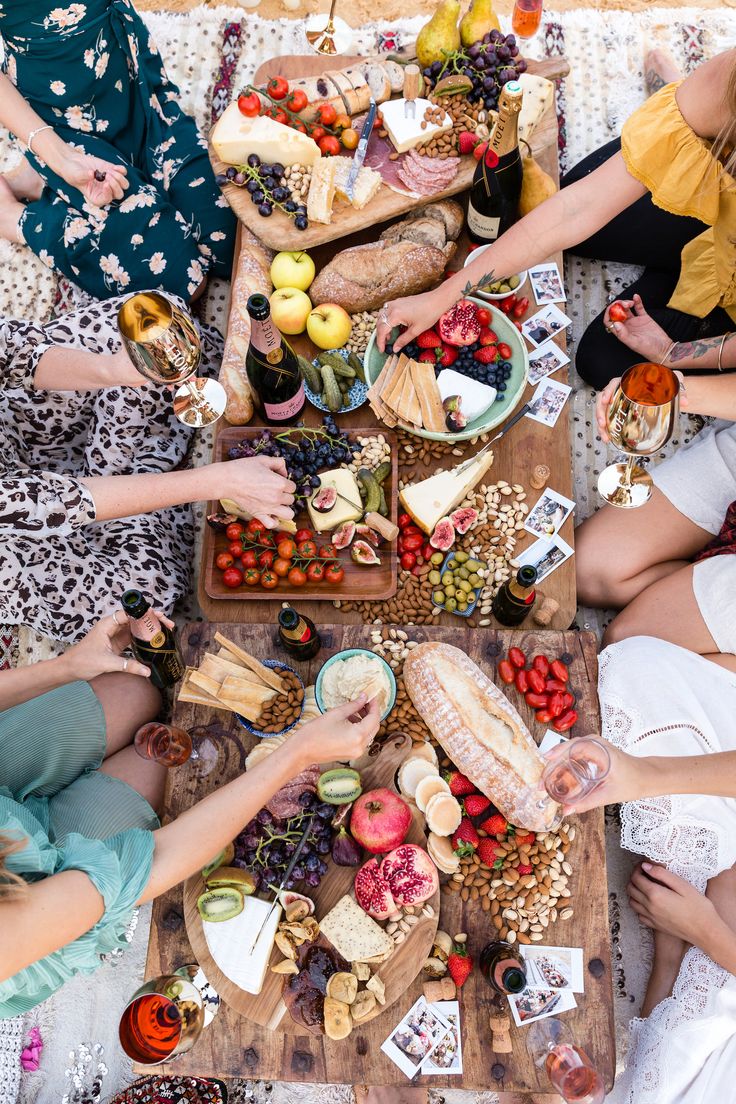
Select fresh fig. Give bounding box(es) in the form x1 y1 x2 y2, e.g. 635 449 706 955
351 539 380 565
446 409 468 432
277 890 315 915
317 767 363 805
450 506 479 534
206 512 238 532
331 521 356 548
331 827 362 867
355 524 382 547
429 517 456 551
438 299 481 347
197 886 245 922
311 485 338 513
443 395 462 413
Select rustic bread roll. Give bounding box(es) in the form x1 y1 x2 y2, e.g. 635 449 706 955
380 216 449 251
403 642 560 832
307 239 450 314
219 226 273 425
403 199 464 240
380 59 406 94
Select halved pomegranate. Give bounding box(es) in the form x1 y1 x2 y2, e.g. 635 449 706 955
438 299 482 347
354 857 399 921
381 844 439 909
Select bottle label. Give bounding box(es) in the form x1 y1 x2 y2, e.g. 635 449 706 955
264 382 305 421
467 202 501 241
250 315 284 362
130 609 162 644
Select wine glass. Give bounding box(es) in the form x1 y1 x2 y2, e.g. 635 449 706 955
512 0 544 38
119 973 204 1066
542 737 611 805
305 0 352 55
597 361 680 509
527 1018 605 1104
118 291 226 427
134 722 193 767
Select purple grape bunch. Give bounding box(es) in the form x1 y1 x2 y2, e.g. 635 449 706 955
421 31 528 113
233 792 334 891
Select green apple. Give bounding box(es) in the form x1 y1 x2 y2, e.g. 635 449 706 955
306 303 353 350
269 287 312 335
270 250 316 292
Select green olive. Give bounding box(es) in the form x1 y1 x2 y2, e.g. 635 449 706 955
458 567 470 580
431 552 445 565
432 589 445 604
458 579 473 593
447 559 458 570
509 274 520 289
444 584 456 598
441 572 453 586
454 550 469 564
445 597 457 612
468 573 482 588
466 558 484 572
428 570 441 585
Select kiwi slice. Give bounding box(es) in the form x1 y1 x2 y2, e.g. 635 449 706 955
201 842 235 881
317 767 363 805
197 886 245 922
205 866 257 895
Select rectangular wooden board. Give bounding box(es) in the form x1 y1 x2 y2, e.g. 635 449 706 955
144 622 614 1092
203 426 398 602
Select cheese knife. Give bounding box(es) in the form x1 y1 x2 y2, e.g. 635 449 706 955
244 815 315 956
454 402 531 476
345 98 377 201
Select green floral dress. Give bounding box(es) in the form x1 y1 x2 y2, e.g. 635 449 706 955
0 0 236 299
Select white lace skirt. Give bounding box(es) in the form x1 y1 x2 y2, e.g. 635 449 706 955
599 636 736 1104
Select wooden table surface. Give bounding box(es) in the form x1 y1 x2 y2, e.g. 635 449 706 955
198 53 576 629
143 623 615 1092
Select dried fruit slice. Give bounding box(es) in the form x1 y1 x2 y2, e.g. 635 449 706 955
350 990 377 1023
433 930 454 959
327 971 359 1005
398 757 439 800
409 741 439 767
425 792 463 837
324 997 353 1040
351 962 372 982
427 832 461 874
285 899 311 923
278 890 316 916
275 931 298 960
366 974 386 1005
271 959 300 975
415 774 450 814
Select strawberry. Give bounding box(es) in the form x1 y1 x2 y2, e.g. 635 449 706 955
477 838 500 866
475 307 491 327
452 817 479 855
515 831 536 845
463 794 491 819
517 863 533 875
480 813 509 836
458 131 478 156
478 327 497 347
418 349 437 363
445 770 476 797
447 945 473 989
416 329 442 349
438 344 458 367
473 346 499 365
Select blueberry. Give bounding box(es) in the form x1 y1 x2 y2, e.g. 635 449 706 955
247 153 261 168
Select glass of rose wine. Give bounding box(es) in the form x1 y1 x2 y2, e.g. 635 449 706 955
512 0 543 38
527 1018 605 1104
119 973 204 1066
134 722 193 767
542 737 611 805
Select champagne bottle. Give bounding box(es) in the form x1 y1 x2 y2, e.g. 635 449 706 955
480 940 528 995
121 589 185 690
491 564 537 626
278 607 322 660
467 80 524 247
245 292 305 426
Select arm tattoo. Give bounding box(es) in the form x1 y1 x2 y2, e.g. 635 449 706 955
669 335 734 363
645 68 667 94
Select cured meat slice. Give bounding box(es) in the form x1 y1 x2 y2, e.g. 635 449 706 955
266 765 320 819
406 150 460 177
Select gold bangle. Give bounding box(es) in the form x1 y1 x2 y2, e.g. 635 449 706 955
661 341 677 365
717 332 732 373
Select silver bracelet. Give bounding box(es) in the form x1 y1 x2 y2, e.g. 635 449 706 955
26 124 53 155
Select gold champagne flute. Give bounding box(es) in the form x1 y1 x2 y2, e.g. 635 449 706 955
597 361 680 509
305 0 352 55
118 292 226 428
118 972 205 1066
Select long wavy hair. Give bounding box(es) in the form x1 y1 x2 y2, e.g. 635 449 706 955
713 61 736 177
0 833 26 899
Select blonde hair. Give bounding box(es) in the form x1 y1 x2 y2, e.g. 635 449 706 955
713 61 736 178
0 833 26 899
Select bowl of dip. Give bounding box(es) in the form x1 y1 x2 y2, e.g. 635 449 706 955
315 648 397 721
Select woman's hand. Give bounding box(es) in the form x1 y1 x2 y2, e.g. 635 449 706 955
604 294 673 364
59 147 128 206
375 288 446 354
292 696 381 767
220 455 296 529
543 739 650 812
627 862 717 943
596 368 687 443
61 611 170 681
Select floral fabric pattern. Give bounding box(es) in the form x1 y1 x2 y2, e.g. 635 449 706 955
1 0 235 300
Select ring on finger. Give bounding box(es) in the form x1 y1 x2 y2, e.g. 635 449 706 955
112 610 121 627
122 658 129 673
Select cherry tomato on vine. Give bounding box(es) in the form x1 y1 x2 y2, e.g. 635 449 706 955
310 125 326 141
297 539 317 558
228 542 243 560
325 562 345 585
318 545 337 559
508 646 526 669
341 128 359 150
258 550 275 569
241 549 257 570
237 91 261 117
316 102 337 126
306 562 324 583
333 113 350 131
273 557 291 578
287 89 308 113
247 518 266 539
274 109 288 126
277 538 296 560
288 566 307 587
222 566 243 588
244 568 261 586
267 76 289 100
216 552 234 571
498 659 515 684
225 522 244 541
318 135 341 157
295 528 314 543
275 529 295 544
260 569 279 590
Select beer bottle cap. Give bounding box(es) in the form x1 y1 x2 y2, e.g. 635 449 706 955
246 293 270 321
121 589 150 619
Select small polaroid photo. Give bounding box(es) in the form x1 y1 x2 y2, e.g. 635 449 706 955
529 262 566 305
517 534 574 583
525 488 576 538
421 1001 463 1076
539 729 570 755
381 995 452 1080
508 986 577 1028
519 946 585 993
528 340 571 385
522 304 573 349
525 378 572 428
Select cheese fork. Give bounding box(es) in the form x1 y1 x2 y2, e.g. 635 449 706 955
403 63 421 120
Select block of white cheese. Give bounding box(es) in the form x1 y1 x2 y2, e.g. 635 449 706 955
203 896 282 995
399 450 496 534
380 97 453 155
307 468 363 532
211 103 322 168
516 74 555 144
437 368 497 422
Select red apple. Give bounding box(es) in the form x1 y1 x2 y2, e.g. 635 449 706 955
350 788 412 854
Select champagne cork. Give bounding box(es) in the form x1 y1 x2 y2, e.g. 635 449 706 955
423 977 456 1003
533 594 560 626
530 463 550 490
403 64 422 103
489 1012 513 1053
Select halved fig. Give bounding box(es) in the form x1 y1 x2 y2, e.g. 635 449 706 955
206 512 238 532
312 486 338 513
429 517 456 551
331 520 356 548
450 506 479 534
355 524 381 547
351 539 380 565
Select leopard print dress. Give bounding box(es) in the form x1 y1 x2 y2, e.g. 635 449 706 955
0 295 222 642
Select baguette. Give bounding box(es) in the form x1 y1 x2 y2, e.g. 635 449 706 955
307 238 449 314
403 643 560 832
219 226 273 425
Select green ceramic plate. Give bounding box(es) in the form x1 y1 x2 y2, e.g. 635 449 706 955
363 296 529 443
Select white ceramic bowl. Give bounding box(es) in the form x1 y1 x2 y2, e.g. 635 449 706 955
462 244 527 301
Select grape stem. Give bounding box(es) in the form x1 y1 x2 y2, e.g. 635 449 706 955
232 161 301 221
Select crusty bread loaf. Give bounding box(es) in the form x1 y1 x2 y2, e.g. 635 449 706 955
307 239 450 314
219 227 273 425
403 643 560 832
402 199 464 241
380 199 464 251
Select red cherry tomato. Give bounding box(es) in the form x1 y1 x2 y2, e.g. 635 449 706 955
274 109 288 125
275 529 295 544
241 549 258 569
317 102 337 126
333 113 350 130
260 532 275 548
609 301 629 323
476 307 491 326
550 659 569 682
258 550 274 569
552 708 578 733
561 691 576 709
310 125 326 141
306 562 324 582
525 691 550 709
527 669 546 694
325 562 345 585
228 542 243 560
400 551 417 571
318 545 337 559
277 538 296 560
222 566 244 588
261 569 279 590
508 646 526 669
402 532 424 553
498 659 515 684
246 518 266 538
403 524 423 537
514 669 530 694
297 539 317 558
237 91 261 117
216 552 234 571
514 320 523 332
267 75 289 100
398 513 413 530
273 556 291 578
296 528 314 543
532 655 550 677
548 692 565 718
512 297 530 320
225 522 244 541
318 135 341 157
535 709 554 724
287 89 308 113
422 543 434 561
288 566 307 587
244 568 261 586
497 342 513 361
545 678 568 693
498 295 515 314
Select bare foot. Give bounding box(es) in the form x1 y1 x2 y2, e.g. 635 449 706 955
640 926 688 1017
644 48 682 95
0 175 26 244
3 157 43 202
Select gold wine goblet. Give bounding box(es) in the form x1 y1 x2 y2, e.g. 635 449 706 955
305 0 352 55
118 291 226 428
118 972 205 1066
597 361 680 509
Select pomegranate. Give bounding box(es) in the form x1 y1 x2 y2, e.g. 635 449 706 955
350 788 412 854
382 844 439 908
438 299 481 347
354 857 399 921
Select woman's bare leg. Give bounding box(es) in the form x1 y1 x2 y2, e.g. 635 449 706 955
88 671 161 757
640 929 688 1017
602 563 719 654
99 744 166 813
3 158 43 201
705 865 736 934
0 176 26 244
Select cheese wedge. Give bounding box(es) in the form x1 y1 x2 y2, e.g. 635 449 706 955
516 74 555 144
320 895 394 963
400 449 495 533
307 156 338 224
380 97 453 154
437 368 497 422
306 468 363 532
211 103 322 168
332 156 382 210
203 896 282 995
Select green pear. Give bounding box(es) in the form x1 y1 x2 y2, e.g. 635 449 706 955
416 0 462 70
460 0 500 45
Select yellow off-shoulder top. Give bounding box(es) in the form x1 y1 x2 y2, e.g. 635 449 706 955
621 81 736 322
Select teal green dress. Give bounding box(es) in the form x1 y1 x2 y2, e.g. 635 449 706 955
0 680 159 1017
0 0 236 299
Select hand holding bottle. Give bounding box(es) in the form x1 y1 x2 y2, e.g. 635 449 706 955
61 612 168 681
219 455 297 528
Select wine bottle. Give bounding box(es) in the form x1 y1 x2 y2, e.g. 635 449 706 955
467 80 524 247
491 565 538 626
480 940 528 995
121 589 185 690
245 293 305 426
278 607 322 660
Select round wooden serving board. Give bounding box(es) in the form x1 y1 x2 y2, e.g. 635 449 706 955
184 731 440 1033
